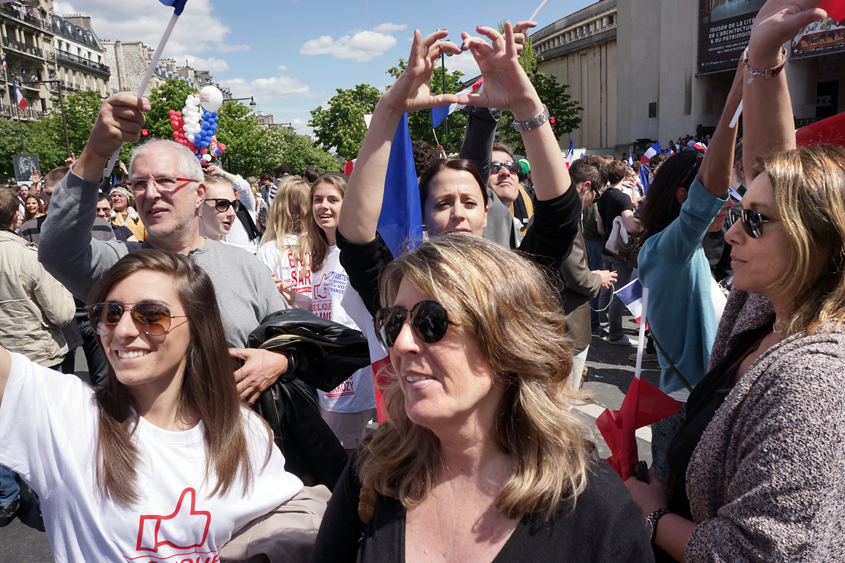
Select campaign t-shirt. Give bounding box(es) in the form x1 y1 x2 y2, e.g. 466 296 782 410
257 234 313 310
312 246 376 414
0 353 302 563
597 187 634 255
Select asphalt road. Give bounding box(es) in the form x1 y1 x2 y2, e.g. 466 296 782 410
0 314 655 562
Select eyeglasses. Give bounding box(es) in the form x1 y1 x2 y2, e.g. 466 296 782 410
725 208 773 239
204 198 241 213
679 152 704 189
128 177 197 195
88 302 188 336
491 161 520 175
375 300 451 348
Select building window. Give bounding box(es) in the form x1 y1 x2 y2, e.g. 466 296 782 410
575 28 579 38
649 102 658 118
609 15 614 25
603 17 607 28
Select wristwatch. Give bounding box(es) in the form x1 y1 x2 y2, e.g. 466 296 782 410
644 508 669 543
512 104 550 132
742 46 787 83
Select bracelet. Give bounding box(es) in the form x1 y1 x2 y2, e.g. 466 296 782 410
513 104 550 133
644 508 669 543
742 46 786 84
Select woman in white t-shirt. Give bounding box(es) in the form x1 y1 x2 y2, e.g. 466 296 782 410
306 173 376 454
258 177 313 309
0 250 309 563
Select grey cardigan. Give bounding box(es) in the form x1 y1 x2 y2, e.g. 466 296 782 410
685 289 845 562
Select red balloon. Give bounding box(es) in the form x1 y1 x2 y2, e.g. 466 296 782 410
200 147 208 155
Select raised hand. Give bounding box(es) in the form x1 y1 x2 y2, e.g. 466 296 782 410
458 22 540 120
380 29 462 115
749 0 827 66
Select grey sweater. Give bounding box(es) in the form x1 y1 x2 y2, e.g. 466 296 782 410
39 170 288 348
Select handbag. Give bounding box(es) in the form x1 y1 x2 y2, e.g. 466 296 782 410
604 216 639 269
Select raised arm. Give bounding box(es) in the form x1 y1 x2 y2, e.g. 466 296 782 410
337 30 461 243
697 60 745 196
742 0 827 181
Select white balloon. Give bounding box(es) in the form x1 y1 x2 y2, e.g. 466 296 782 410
199 86 224 113
201 154 213 163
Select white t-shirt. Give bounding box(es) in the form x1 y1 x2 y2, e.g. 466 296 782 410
311 245 375 413
257 235 313 310
0 353 302 563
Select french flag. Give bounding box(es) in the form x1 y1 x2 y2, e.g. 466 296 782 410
617 276 647 326
565 136 574 168
431 77 483 128
640 142 661 164
1 58 6 69
158 0 188 14
627 148 633 167
14 84 27 111
692 142 707 151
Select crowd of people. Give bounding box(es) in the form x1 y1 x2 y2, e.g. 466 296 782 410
0 1 843 562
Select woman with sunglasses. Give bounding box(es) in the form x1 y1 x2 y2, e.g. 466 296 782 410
205 165 262 253
198 175 242 242
310 235 652 562
336 24 581 315
625 1 845 561
0 249 315 562
305 173 376 455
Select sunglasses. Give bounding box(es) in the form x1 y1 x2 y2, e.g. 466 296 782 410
725 208 773 238
205 198 241 212
88 302 188 336
491 161 520 175
375 300 450 348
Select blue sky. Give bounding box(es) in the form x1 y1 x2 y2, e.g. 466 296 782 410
55 0 593 137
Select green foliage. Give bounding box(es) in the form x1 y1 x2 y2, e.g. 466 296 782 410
0 117 26 179
263 127 342 176
309 84 381 161
386 59 466 151
145 79 196 141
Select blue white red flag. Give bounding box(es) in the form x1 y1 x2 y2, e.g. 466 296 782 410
1 58 6 69
638 163 651 196
627 148 633 167
378 113 424 257
158 0 187 14
14 84 27 111
617 276 646 326
640 142 661 164
566 136 575 168
431 77 483 128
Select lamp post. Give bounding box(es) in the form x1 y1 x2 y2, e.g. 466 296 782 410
22 79 71 158
231 96 257 106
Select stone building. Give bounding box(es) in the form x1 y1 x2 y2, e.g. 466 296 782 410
0 0 57 120
52 13 110 97
254 111 274 126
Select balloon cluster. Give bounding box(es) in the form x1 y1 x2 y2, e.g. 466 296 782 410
168 86 227 164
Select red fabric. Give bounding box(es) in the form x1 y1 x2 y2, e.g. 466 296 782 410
372 356 392 423
343 160 355 176
596 377 681 480
819 0 845 23
796 111 845 147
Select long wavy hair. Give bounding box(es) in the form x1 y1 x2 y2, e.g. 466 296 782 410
759 145 845 338
87 249 271 506
306 173 346 271
358 235 592 520
637 151 703 244
260 176 312 274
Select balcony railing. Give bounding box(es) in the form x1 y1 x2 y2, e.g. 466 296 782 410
56 50 109 74
2 36 44 59
0 3 52 32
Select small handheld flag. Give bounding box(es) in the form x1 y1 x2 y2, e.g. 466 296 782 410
431 77 483 128
566 137 575 168
640 142 661 164
627 148 633 167
158 0 188 15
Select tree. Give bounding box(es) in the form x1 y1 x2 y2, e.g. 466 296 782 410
309 84 381 161
386 59 467 151
215 100 272 177
0 117 26 179
263 126 342 176
495 22 583 155
145 79 197 141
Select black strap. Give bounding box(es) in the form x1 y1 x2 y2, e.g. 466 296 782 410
236 205 261 240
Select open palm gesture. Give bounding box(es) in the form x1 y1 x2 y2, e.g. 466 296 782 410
750 0 827 62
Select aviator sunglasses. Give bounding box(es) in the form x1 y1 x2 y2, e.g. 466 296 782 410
375 301 451 348
204 198 242 213
88 302 188 336
491 161 520 175
725 207 773 239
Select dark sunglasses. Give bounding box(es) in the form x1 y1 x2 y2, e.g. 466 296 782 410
375 301 450 348
88 302 187 336
205 198 241 212
725 207 772 238
491 161 520 175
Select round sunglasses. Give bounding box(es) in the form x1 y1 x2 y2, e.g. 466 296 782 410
375 300 451 348
88 302 187 336
204 198 241 213
725 207 773 238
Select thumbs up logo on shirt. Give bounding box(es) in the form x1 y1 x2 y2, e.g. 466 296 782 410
136 488 211 553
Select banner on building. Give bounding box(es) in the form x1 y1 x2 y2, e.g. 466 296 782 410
697 0 765 74
791 17 845 61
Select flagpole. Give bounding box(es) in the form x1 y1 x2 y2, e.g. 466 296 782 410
634 287 649 380
529 0 550 22
104 11 180 177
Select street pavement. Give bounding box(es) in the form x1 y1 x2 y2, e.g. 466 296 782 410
0 315 655 562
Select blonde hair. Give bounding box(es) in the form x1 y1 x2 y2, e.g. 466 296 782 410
306 173 346 271
358 235 592 520
260 177 312 274
759 145 845 337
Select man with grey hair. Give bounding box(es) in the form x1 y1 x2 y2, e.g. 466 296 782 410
39 95 290 405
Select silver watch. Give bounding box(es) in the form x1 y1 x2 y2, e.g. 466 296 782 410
512 105 550 132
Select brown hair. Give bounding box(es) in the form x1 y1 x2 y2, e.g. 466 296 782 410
491 142 515 160
307 173 347 270
87 249 271 506
359 235 592 520
417 159 488 209
606 160 628 185
759 145 845 338
0 187 17 226
23 195 44 221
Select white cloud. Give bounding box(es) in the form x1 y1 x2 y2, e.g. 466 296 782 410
277 65 289 71
300 31 396 63
445 52 480 78
223 72 314 104
373 22 407 34
172 55 230 74
53 0 245 57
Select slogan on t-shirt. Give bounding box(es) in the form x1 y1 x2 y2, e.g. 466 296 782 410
324 376 355 399
312 271 349 320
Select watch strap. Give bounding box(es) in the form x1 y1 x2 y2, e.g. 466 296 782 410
513 104 550 132
742 46 787 83
644 508 669 543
